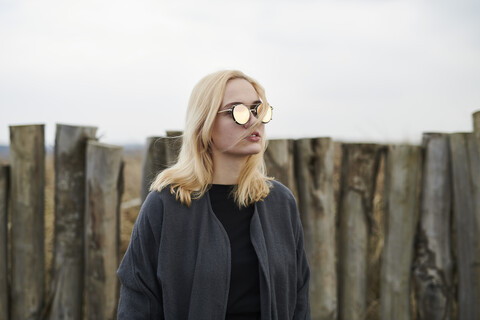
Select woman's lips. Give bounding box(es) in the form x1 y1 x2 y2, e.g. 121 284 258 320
246 131 261 142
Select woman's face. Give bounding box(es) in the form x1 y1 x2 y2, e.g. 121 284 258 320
211 78 265 159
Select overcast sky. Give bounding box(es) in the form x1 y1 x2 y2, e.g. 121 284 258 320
1 0 479 146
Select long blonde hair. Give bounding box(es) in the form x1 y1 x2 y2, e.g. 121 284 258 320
150 70 272 207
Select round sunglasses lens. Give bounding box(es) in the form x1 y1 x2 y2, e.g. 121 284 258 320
259 104 272 123
233 104 250 124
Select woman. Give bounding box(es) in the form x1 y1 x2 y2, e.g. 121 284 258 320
117 70 311 319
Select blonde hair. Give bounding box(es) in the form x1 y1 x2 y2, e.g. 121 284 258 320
150 70 272 207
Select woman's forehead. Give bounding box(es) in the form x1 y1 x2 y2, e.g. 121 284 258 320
223 78 259 104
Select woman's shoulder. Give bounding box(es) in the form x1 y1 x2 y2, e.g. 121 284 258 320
143 188 170 208
263 180 299 217
138 188 178 221
267 180 296 202
261 180 302 235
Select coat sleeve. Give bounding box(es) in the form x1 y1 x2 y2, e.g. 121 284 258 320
117 193 164 319
293 205 311 320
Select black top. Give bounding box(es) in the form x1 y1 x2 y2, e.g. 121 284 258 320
209 184 261 320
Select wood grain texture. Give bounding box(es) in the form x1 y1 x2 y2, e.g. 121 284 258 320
294 138 337 320
46 124 97 320
84 141 123 320
9 125 45 320
141 134 182 201
473 111 480 134
337 144 382 320
380 144 422 320
0 164 9 320
413 133 453 320
449 133 480 320
264 139 297 198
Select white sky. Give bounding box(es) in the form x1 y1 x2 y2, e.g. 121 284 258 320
1 0 479 146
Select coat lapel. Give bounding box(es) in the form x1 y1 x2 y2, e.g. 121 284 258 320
250 205 272 319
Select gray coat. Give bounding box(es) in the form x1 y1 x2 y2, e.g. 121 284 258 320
117 180 311 319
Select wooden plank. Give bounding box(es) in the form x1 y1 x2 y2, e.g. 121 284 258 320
84 141 124 320
0 164 9 320
294 138 337 319
449 133 480 319
141 137 168 201
380 144 422 320
337 144 382 320
45 124 97 320
141 134 182 201
264 139 297 198
413 133 453 320
165 131 183 164
10 124 45 320
473 111 480 134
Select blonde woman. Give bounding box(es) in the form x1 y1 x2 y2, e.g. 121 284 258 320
117 70 311 319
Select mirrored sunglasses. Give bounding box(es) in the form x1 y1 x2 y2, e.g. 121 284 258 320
217 103 273 125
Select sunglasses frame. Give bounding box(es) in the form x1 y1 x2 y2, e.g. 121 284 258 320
217 103 273 125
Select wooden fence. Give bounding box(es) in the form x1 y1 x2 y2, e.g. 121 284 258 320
1 111 480 319
1 124 123 320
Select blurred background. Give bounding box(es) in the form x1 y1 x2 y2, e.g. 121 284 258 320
1 0 479 147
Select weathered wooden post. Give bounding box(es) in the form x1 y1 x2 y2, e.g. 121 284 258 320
380 144 422 320
0 164 9 320
165 130 183 168
337 144 382 320
413 133 453 320
294 138 337 320
265 139 297 198
141 137 168 201
84 141 123 320
141 132 182 201
472 111 480 319
46 124 97 320
449 132 480 319
10 124 45 320
473 111 480 134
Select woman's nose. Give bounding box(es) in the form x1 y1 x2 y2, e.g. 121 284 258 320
243 111 255 128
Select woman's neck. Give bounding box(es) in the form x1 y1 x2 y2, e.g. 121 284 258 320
211 153 247 185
